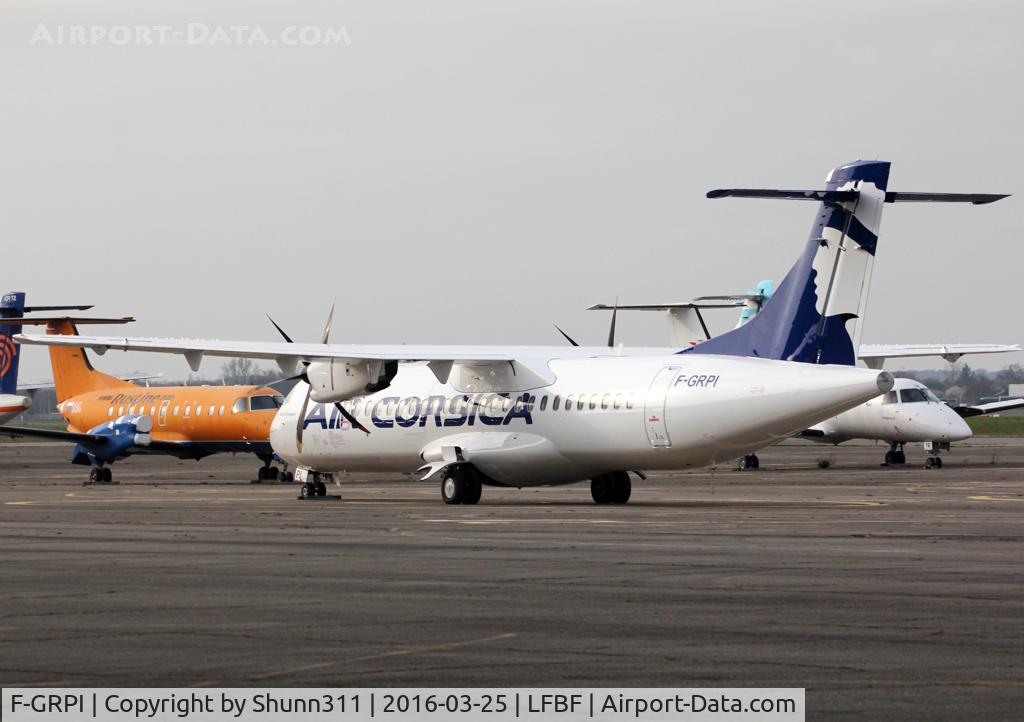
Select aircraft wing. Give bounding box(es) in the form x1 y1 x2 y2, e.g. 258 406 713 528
15 333 650 387
0 425 107 443
952 398 1024 418
858 343 1022 369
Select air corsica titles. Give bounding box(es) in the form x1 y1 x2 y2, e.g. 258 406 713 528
304 392 535 431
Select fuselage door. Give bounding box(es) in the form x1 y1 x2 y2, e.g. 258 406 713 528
158 400 170 428
644 365 679 448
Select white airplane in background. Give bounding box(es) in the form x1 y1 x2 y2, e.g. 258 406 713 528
591 289 1021 468
19 160 1007 502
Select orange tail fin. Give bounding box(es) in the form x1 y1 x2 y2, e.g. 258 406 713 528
47 320 137 403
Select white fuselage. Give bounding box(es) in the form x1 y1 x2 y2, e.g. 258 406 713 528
0 394 30 425
806 377 971 444
271 354 890 486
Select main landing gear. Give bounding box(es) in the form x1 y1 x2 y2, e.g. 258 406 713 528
88 466 114 484
591 471 631 504
738 454 760 471
256 459 292 482
924 455 944 469
441 465 483 505
883 442 906 466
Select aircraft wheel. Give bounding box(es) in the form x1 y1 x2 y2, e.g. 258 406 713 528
610 472 631 504
281 471 294 483
89 468 101 483
314 480 327 496
924 457 935 469
591 475 614 504
893 451 906 465
101 467 113 483
441 469 465 505
884 450 894 465
300 482 316 499
750 454 760 470
462 475 481 503
935 457 943 468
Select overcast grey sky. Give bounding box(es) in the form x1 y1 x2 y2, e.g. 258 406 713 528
2 0 1022 381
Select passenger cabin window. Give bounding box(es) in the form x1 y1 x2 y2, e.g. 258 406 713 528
882 391 899 405
626 394 636 410
219 405 225 416
184 405 191 418
108 406 114 417
552 396 561 411
196 406 203 416
539 396 548 411
249 395 283 411
173 406 180 416
601 393 611 410
564 395 573 411
900 388 929 404
209 405 215 416
613 393 623 410
577 396 585 411
232 398 247 414
150 406 156 416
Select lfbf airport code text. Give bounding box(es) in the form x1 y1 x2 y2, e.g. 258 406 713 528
3 688 804 721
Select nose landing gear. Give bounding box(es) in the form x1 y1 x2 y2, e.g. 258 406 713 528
883 442 906 466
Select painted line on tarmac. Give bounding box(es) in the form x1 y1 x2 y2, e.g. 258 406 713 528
968 495 1024 502
241 632 518 683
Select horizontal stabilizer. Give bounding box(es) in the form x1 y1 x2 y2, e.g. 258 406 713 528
22 305 94 313
587 301 745 311
0 316 135 325
707 188 1009 206
883 192 1009 205
706 189 858 202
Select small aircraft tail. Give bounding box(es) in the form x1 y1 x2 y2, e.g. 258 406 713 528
0 292 27 394
46 320 137 403
685 160 1006 365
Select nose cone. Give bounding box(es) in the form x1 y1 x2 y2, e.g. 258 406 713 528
937 407 973 442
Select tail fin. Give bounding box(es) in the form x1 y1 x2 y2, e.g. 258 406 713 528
46 320 137 402
687 160 890 365
686 161 1006 365
735 279 774 329
0 291 27 394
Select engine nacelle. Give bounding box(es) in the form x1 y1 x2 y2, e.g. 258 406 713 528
307 358 395 403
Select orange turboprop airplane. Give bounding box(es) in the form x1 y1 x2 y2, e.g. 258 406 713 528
0 319 288 483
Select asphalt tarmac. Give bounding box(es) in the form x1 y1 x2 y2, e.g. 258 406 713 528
1 439 1023 720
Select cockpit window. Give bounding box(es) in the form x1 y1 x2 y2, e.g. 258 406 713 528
249 395 283 411
923 388 941 402
882 391 898 405
900 388 929 404
231 398 247 414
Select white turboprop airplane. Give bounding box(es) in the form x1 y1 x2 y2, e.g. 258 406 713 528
590 289 1021 469
18 160 1007 502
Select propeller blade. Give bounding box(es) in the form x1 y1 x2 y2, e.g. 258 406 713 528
553 324 580 347
607 296 618 348
320 299 336 345
334 402 371 435
267 314 294 344
295 385 312 453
